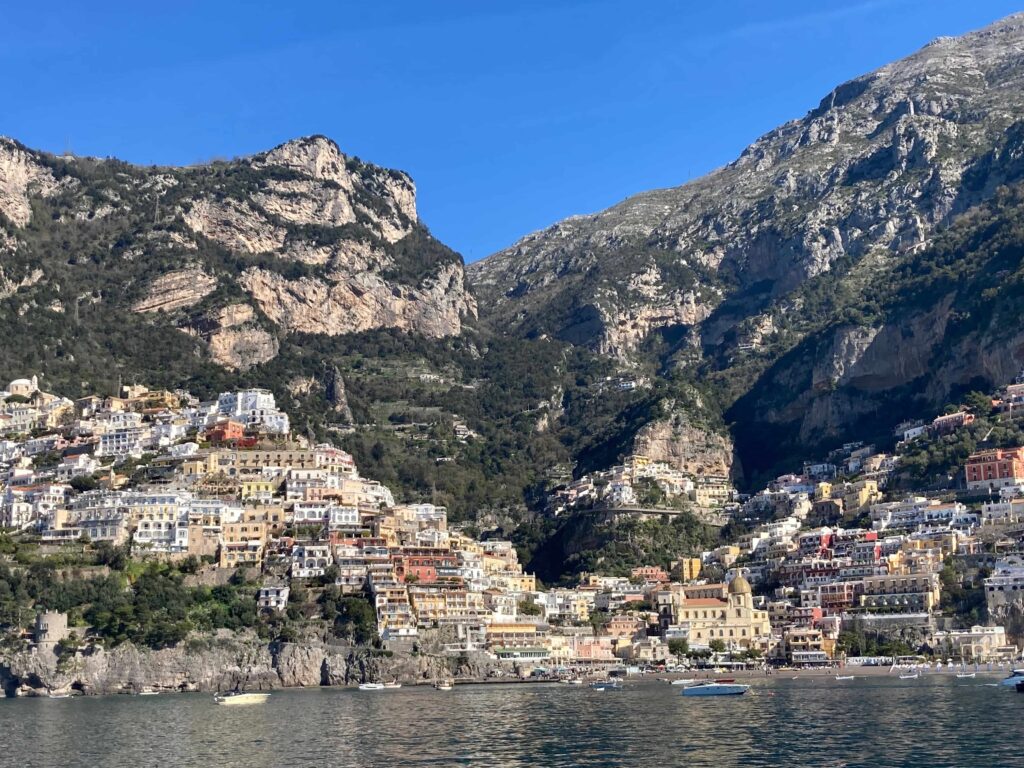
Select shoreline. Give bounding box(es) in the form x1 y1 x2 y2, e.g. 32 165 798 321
13 663 1016 699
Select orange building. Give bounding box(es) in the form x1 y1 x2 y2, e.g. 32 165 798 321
966 447 1024 491
206 420 246 446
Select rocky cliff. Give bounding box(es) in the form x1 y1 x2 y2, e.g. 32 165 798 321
0 134 475 379
471 15 1024 356
631 408 735 478
0 630 504 697
470 13 1024 482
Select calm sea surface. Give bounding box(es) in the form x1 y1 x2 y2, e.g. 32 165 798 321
2 676 1022 768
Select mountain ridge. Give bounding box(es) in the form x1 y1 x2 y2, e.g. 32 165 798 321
468 11 1024 483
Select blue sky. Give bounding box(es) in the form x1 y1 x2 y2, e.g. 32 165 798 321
3 1 1021 261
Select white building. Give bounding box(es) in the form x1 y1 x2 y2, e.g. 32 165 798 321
292 544 333 579
258 586 290 612
217 390 289 434
96 427 149 458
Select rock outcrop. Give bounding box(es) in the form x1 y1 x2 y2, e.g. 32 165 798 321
0 138 66 227
132 267 218 313
631 411 736 479
239 261 473 339
0 631 505 697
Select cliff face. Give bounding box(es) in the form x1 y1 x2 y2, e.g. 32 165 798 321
471 15 1024 358
631 410 735 478
0 134 475 379
469 14 1024 481
0 631 502 696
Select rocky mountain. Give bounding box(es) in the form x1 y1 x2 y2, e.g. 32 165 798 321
0 134 475 377
469 13 1024 482
4 14 1024 534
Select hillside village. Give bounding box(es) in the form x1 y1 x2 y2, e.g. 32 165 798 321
2 369 1024 691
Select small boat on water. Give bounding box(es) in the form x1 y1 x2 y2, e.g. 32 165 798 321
835 675 855 681
590 680 623 691
898 672 919 680
213 691 271 705
433 680 454 691
383 681 402 689
47 693 71 700
682 682 749 697
1000 669 1024 686
956 672 976 679
566 678 583 685
358 682 385 691
670 678 697 686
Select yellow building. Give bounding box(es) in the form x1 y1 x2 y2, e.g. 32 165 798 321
242 505 286 536
219 521 268 568
180 453 221 477
659 576 771 651
240 479 278 501
490 572 537 592
672 558 702 582
842 480 880 514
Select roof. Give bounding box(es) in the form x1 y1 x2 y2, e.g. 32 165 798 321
728 574 753 594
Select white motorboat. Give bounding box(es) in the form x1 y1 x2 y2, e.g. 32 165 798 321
955 672 976 679
358 683 386 691
590 680 623 691
670 678 697 686
681 682 749 697
383 681 402 689
433 680 454 691
835 675 855 681
898 672 919 680
213 691 271 705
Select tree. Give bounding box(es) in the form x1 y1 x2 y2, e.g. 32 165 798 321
668 638 689 657
964 391 995 418
518 600 542 616
709 639 726 654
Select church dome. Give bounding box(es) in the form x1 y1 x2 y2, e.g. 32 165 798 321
728 574 752 595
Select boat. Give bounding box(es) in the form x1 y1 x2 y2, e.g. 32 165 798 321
670 678 697 686
898 672 919 680
213 691 271 705
358 682 385 691
433 680 454 691
138 691 160 696
383 681 402 689
682 682 750 697
835 675 855 681
47 693 71 699
714 678 736 683
589 680 623 691
955 672 976 679
999 669 1024 686
566 678 584 685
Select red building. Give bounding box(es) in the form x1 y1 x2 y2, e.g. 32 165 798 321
206 419 246 446
392 548 459 584
965 447 1024 491
631 565 669 583
931 411 975 435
